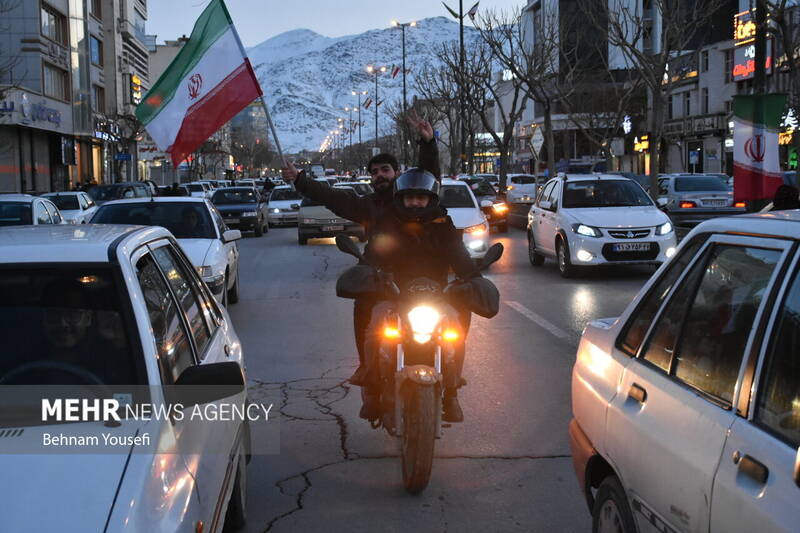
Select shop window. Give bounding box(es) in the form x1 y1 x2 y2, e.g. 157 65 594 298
90 36 104 66
43 63 69 101
41 5 67 45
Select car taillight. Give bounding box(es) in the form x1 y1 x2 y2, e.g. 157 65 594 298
679 201 697 209
734 201 746 208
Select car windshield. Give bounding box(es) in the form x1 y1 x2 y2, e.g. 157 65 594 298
300 196 322 207
562 180 654 208
0 202 32 226
271 188 302 202
212 189 258 205
675 176 729 192
510 175 538 185
464 179 497 196
92 202 216 239
186 184 204 192
0 267 143 388
46 195 80 210
440 185 477 208
88 185 126 201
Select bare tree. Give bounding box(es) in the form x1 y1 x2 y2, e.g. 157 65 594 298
108 114 144 182
413 63 464 175
437 39 526 188
583 0 729 196
231 121 273 177
0 1 22 101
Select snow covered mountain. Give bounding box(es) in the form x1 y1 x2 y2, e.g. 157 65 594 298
247 17 478 153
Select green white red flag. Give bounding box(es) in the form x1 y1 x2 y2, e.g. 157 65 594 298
732 94 786 203
136 0 262 166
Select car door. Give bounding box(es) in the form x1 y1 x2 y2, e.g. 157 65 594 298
210 204 238 283
33 200 53 225
538 180 560 255
710 249 800 532
606 234 792 533
44 201 63 224
147 241 239 526
532 180 555 254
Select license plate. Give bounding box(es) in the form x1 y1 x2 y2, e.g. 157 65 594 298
321 225 344 232
225 218 239 224
704 199 727 207
613 243 650 252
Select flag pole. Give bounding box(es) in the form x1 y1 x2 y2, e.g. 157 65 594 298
259 95 286 167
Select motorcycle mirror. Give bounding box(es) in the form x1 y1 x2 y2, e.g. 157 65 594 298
479 243 504 270
335 234 363 259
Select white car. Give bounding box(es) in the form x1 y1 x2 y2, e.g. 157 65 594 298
526 175 677 277
236 179 256 189
0 224 249 532
267 185 302 226
439 178 490 259
183 182 211 198
90 197 241 305
0 194 66 226
504 174 540 204
570 211 800 533
42 192 97 224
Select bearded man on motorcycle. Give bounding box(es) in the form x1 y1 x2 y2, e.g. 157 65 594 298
339 168 500 425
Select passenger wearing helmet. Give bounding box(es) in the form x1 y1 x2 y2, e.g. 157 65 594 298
352 168 482 424
281 111 440 386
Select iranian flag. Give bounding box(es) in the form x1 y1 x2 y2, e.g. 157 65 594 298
136 0 262 165
732 94 786 203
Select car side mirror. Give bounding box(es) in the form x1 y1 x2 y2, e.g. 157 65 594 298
539 200 552 211
171 362 245 407
480 199 493 208
223 229 242 243
656 197 669 208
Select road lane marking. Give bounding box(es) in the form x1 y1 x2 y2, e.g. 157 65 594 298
506 301 575 342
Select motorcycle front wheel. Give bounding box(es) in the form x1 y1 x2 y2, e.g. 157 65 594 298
401 383 437 494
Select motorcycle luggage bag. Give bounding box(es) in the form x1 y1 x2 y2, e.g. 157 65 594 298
336 265 383 299
467 277 500 318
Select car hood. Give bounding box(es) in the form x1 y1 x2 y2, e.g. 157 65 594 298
176 238 215 269
215 203 259 213
299 205 338 220
564 206 669 228
269 200 300 210
0 423 138 531
446 207 485 229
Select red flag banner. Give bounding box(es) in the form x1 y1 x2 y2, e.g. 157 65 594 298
391 65 401 78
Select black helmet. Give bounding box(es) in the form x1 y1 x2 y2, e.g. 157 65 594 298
392 168 442 222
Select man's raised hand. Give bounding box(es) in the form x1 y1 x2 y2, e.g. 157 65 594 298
281 160 299 183
406 109 434 142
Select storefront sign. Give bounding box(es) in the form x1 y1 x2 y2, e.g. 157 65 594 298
634 135 649 152
622 115 632 135
0 92 66 132
733 10 773 81
130 74 143 105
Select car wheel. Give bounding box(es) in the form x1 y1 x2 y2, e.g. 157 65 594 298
298 235 308 245
557 238 576 278
228 268 240 304
223 444 247 531
528 233 545 267
592 476 636 533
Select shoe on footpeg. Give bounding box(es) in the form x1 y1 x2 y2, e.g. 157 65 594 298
442 396 464 423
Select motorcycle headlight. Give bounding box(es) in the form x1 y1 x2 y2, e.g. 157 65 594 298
572 223 602 238
656 221 673 235
408 305 441 344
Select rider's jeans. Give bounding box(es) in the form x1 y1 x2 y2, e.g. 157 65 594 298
362 301 469 392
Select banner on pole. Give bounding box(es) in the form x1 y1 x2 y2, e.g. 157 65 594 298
732 93 787 203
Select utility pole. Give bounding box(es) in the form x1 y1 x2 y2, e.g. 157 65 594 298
367 65 387 150
392 20 417 167
753 0 767 94
352 90 367 146
459 0 467 173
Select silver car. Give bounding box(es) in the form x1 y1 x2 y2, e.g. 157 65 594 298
657 173 745 227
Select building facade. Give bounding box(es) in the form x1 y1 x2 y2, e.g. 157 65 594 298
0 0 149 193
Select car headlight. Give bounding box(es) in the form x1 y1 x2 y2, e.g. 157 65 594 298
464 223 488 236
572 223 602 237
272 208 280 214
408 306 441 344
656 221 673 235
492 203 508 214
241 211 258 217
196 265 213 278
302 218 316 224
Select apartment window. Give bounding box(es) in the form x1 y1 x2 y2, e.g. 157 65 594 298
700 50 709 73
668 95 674 120
683 92 691 116
41 5 67 45
724 50 733 83
702 88 709 114
90 36 104 66
43 63 69 101
90 0 102 18
92 85 105 113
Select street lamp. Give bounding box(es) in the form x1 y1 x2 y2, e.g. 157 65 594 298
351 90 368 146
390 20 417 113
366 65 387 150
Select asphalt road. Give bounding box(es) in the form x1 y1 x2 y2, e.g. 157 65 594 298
228 226 655 533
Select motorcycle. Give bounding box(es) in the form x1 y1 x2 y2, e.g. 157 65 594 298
334 234 502 494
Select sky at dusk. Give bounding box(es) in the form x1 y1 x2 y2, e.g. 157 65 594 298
147 0 527 47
